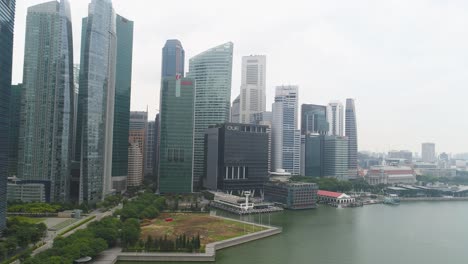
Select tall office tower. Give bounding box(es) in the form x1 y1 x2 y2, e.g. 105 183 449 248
161 39 185 78
77 0 116 204
188 42 234 189
145 121 156 177
18 0 74 203
239 55 266 123
128 111 147 187
111 14 134 191
327 101 344 136
153 113 160 185
8 84 22 177
304 134 348 179
422 143 436 163
127 142 143 187
252 111 273 172
324 135 349 180
0 0 15 230
345 99 358 176
272 85 301 175
301 104 329 135
230 95 240 123
71 64 80 160
204 123 269 195
159 77 195 193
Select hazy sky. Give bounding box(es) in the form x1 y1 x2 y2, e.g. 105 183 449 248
12 0 468 154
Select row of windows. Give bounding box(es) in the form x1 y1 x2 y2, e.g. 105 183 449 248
167 148 185 162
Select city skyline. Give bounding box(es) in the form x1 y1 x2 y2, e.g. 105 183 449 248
11 0 468 154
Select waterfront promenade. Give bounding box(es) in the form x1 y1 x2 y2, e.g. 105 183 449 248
92 219 281 263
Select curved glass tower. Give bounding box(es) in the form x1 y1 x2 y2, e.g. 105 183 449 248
188 42 233 190
0 0 16 230
77 0 116 204
18 0 74 202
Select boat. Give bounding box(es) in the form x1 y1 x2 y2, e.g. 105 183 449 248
383 194 400 205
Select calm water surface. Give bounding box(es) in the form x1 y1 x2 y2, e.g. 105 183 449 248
119 202 468 264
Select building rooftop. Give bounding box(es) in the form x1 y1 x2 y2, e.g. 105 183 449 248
318 190 344 198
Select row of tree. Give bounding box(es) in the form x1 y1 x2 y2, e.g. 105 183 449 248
127 234 202 253
115 193 166 221
23 216 141 264
0 218 47 261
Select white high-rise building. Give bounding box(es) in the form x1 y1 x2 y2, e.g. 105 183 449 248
327 101 344 136
272 85 300 175
422 143 436 163
240 55 266 124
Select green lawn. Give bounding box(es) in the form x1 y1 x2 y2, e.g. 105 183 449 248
141 213 266 245
8 216 45 224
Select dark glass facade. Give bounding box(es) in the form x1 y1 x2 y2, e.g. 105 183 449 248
8 84 21 177
0 0 15 230
304 134 325 177
301 104 328 135
111 14 133 181
18 0 74 202
159 77 195 193
161 39 185 78
204 123 269 195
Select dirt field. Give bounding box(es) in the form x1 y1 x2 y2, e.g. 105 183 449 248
140 213 265 245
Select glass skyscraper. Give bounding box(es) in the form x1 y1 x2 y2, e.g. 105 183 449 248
0 0 16 230
301 104 329 135
8 84 22 178
161 39 185 78
77 0 116 204
159 77 195 193
111 14 134 189
188 42 234 189
345 99 358 175
272 85 301 175
18 0 74 203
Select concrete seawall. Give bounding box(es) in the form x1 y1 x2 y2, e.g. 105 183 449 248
116 227 281 262
400 197 468 202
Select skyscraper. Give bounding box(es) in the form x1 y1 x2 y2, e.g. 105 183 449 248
8 84 22 178
230 95 240 123
145 121 156 177
239 55 266 123
127 142 143 187
422 143 436 163
129 111 148 186
0 0 16 230
161 39 185 78
327 101 344 136
323 135 349 180
111 14 134 190
77 0 116 204
189 42 234 189
301 104 329 135
153 113 160 186
272 85 301 175
345 99 358 175
159 77 195 193
18 0 74 202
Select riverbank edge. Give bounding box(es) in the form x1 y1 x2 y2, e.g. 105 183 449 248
93 216 282 263
400 197 468 202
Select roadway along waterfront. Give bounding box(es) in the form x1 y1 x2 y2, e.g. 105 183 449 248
118 201 468 264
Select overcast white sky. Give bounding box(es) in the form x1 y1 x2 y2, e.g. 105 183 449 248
11 0 468 154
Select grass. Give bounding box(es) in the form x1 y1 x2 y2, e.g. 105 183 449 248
140 213 266 246
7 216 45 224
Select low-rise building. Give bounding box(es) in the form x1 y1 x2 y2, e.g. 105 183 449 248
264 181 318 210
317 190 355 205
7 177 49 202
366 165 416 185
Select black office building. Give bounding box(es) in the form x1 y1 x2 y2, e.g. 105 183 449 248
301 104 328 135
204 123 269 195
